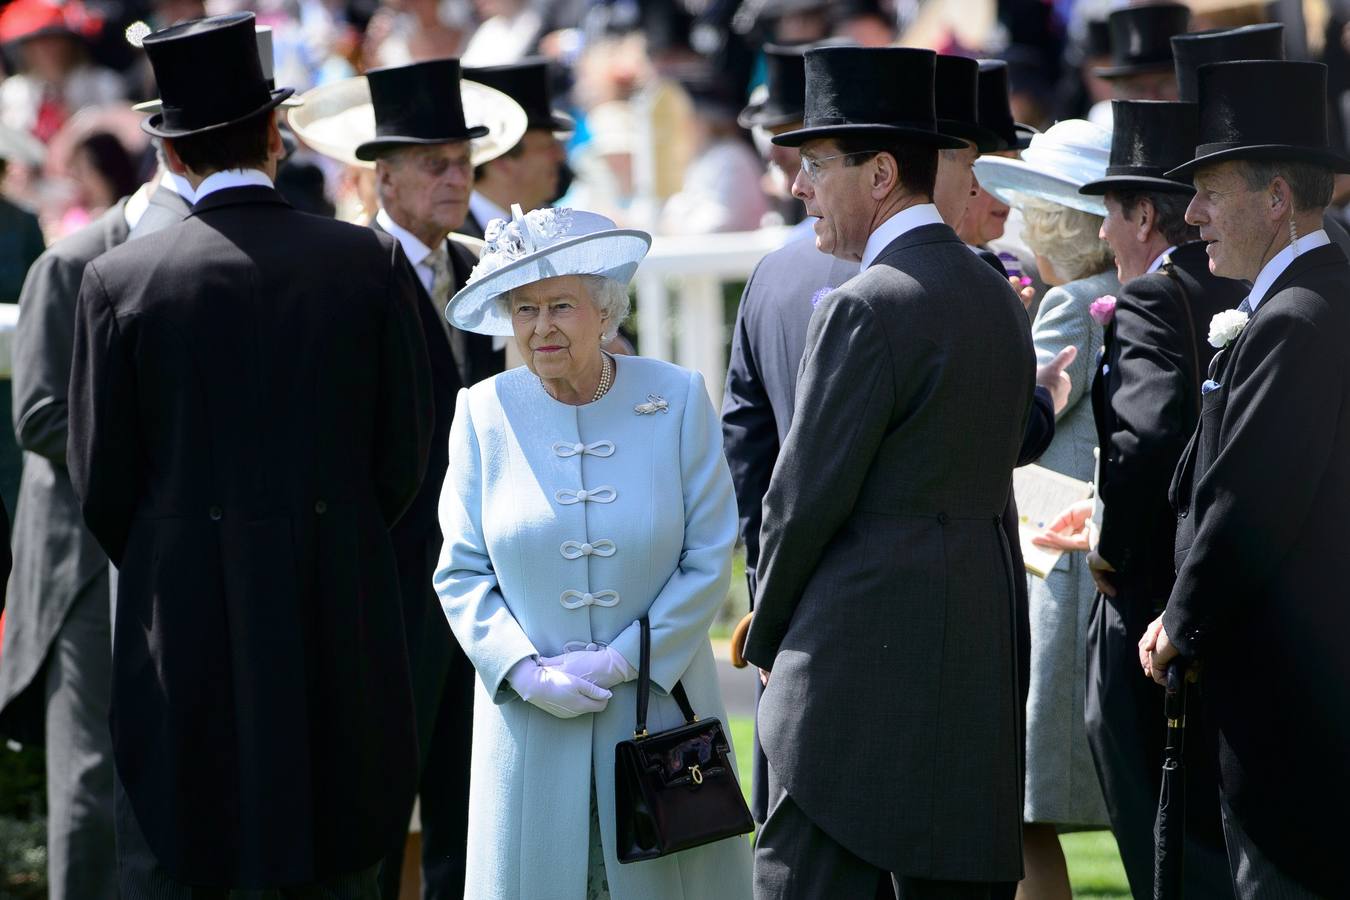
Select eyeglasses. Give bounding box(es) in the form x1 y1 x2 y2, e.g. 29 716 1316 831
799 150 878 183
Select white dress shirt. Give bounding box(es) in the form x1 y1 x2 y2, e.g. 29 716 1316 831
1246 229 1331 312
193 168 274 204
1145 245 1178 276
469 192 509 234
124 170 196 230
375 207 437 293
860 203 946 270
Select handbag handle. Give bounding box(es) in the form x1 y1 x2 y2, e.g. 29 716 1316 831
634 616 698 738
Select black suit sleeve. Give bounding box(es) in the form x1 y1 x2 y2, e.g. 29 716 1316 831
721 267 777 601
1018 387 1054 466
67 261 144 564
742 291 900 668
375 242 435 526
12 251 84 464
1164 295 1338 657
1096 278 1196 572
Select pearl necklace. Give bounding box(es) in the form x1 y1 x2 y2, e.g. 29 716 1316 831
591 352 613 403
540 351 613 404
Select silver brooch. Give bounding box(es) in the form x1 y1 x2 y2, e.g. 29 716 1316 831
634 394 668 415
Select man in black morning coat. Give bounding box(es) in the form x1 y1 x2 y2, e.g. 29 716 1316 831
741 46 1032 899
1075 98 1239 899
1141 60 1350 897
357 56 504 900
66 13 431 895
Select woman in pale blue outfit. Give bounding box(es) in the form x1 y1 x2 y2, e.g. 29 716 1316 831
434 206 752 900
975 120 1115 896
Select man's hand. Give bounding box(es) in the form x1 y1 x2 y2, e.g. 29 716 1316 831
1086 550 1117 597
1138 615 1178 685
759 668 770 687
1031 497 1096 552
1036 345 1078 415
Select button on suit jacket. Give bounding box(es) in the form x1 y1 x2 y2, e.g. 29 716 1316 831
67 185 433 888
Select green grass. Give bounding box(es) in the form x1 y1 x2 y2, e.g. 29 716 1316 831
727 716 1130 898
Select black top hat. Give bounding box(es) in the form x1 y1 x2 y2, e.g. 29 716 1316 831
772 46 964 149
935 55 1002 153
739 44 806 129
1167 60 1350 178
975 59 1033 152
355 58 489 161
1080 100 1197 195
140 13 293 139
463 58 573 134
1172 23 1284 103
1095 3 1191 79
1084 19 1112 59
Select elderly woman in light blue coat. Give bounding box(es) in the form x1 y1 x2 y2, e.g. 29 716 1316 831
975 119 1116 896
435 206 752 900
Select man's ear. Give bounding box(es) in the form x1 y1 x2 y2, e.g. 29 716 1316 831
266 111 285 162
1135 198 1155 242
161 138 190 177
1269 175 1294 224
871 151 899 199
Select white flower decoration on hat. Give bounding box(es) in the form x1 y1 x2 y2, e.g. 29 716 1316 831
1208 309 1249 349
446 205 651 337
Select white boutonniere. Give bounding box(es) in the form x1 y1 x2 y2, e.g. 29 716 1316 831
1208 309 1249 349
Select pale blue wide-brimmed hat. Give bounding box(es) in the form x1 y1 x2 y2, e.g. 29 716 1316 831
446 206 651 336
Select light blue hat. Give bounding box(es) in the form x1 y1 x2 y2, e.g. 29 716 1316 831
446 205 652 336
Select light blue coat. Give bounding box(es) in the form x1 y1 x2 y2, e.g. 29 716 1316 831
435 354 753 900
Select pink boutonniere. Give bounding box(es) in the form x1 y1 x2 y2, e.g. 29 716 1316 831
1089 294 1117 325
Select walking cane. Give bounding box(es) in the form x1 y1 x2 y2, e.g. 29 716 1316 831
1152 660 1192 899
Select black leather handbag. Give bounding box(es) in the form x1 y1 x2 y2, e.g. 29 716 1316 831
614 617 754 863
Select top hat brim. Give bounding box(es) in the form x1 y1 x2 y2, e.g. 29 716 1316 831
140 87 294 139
1078 173 1195 195
447 228 652 336
738 102 805 130
771 122 966 150
1165 142 1350 179
1093 59 1175 79
355 124 491 161
133 94 304 115
938 119 1005 154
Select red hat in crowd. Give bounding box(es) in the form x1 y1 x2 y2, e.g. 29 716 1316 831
0 0 102 46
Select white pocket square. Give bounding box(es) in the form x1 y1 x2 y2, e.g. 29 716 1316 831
1201 379 1222 394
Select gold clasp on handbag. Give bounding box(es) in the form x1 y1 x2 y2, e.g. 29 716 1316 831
690 765 703 785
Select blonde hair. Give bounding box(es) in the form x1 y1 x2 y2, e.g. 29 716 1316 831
1019 197 1114 283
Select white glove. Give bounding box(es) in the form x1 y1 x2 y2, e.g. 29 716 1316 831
536 644 638 691
506 657 612 718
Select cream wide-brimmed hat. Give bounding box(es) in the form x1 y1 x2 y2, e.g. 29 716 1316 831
973 118 1112 216
446 205 650 337
286 75 526 169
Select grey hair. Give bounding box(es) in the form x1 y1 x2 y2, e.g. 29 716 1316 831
499 274 631 342
1236 159 1334 212
1020 197 1115 282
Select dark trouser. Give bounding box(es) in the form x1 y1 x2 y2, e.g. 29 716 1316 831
377 641 474 900
1084 587 1232 899
1220 797 1321 900
45 569 118 900
755 775 992 900
114 777 379 900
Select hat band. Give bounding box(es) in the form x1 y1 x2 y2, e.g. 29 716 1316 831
158 87 272 132
1104 164 1177 178
803 115 937 131
1194 139 1331 158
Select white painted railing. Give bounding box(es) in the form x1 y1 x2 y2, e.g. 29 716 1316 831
634 226 793 406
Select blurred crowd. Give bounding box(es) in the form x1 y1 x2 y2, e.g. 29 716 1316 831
5 0 1350 296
